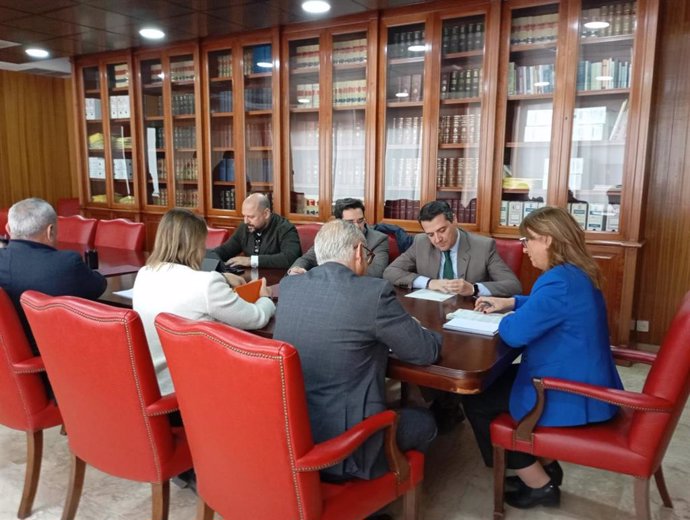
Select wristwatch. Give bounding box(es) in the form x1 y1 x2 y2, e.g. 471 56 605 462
472 283 480 297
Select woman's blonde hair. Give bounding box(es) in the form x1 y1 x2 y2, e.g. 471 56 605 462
520 206 602 289
147 208 207 270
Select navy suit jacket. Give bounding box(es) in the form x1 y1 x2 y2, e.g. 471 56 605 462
0 239 107 353
273 262 441 480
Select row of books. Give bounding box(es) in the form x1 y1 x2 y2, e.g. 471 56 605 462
291 120 319 146
150 187 169 206
244 45 272 75
111 64 129 89
440 67 482 99
508 63 555 95
569 202 620 232
170 60 196 82
175 188 199 208
436 157 479 189
388 116 422 145
389 29 425 59
581 2 635 39
88 132 104 150
88 157 106 179
333 79 367 106
510 13 559 46
442 21 484 54
439 113 481 144
143 94 163 118
390 74 422 102
85 98 102 120
383 199 421 220
113 159 133 180
333 38 367 65
295 83 320 108
577 58 632 91
386 157 422 189
153 159 167 178
174 158 198 180
216 158 235 182
247 157 273 183
244 87 272 110
150 127 165 149
247 121 273 147
109 95 131 119
211 123 233 148
214 188 236 210
213 54 232 78
111 136 132 151
292 43 320 69
500 200 546 227
446 197 477 224
291 194 319 216
173 126 196 149
210 90 233 113
172 93 196 116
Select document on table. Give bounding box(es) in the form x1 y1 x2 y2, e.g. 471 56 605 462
443 309 505 336
405 289 455 302
112 288 133 299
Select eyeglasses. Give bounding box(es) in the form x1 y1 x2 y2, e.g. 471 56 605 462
518 236 530 247
355 244 375 265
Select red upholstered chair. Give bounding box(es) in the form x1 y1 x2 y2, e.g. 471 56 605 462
94 218 145 251
490 291 690 520
154 313 424 520
0 289 62 518
1 208 8 237
20 292 192 520
386 233 400 263
57 215 97 246
494 238 523 277
205 226 230 249
296 223 322 253
56 197 80 217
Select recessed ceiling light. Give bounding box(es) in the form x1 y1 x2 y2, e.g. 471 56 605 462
534 81 550 87
256 61 273 69
584 21 610 30
408 44 426 53
395 92 410 98
595 75 614 82
25 48 49 58
139 27 165 40
302 1 331 14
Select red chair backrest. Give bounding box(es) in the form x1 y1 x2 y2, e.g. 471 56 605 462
629 291 690 466
155 314 322 520
205 226 230 249
494 238 523 277
57 215 97 246
296 223 322 253
0 289 57 431
94 218 145 251
21 291 179 482
0 208 8 237
56 197 80 217
386 234 400 263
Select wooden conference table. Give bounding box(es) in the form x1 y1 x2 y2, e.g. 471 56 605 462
100 267 520 395
58 242 147 277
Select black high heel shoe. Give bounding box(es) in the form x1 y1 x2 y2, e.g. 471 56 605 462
505 460 563 493
505 479 560 509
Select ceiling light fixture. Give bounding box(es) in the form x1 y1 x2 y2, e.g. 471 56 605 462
25 48 49 58
139 27 165 40
302 1 331 14
584 21 610 30
395 92 410 98
408 44 426 52
256 61 273 69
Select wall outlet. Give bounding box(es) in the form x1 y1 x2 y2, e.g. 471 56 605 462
636 320 650 332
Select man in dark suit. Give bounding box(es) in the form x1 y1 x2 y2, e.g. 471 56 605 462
213 193 301 269
274 220 441 482
0 198 107 354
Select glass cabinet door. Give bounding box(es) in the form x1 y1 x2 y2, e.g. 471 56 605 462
207 49 235 211
331 31 368 204
499 3 560 228
243 43 276 209
287 37 321 216
566 0 636 233
106 61 136 207
140 58 167 207
83 66 107 205
382 22 426 220
436 15 486 225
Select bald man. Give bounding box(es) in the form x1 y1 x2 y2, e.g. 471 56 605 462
213 193 302 269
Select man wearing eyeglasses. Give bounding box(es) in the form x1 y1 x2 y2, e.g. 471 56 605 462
287 198 390 277
213 193 302 269
384 200 522 297
274 220 441 486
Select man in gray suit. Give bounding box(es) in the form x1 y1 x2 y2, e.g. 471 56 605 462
274 219 441 482
287 198 389 278
383 200 522 297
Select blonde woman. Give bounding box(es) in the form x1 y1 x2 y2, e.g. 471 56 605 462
133 208 275 394
463 206 622 509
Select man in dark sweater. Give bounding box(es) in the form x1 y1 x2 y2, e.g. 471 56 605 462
213 193 301 269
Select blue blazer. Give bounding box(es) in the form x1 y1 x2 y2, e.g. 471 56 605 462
0 239 107 352
499 263 622 427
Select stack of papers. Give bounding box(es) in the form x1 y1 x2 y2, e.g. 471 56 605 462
443 309 505 336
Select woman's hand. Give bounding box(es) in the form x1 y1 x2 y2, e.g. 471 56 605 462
474 296 515 314
258 277 272 299
223 273 246 287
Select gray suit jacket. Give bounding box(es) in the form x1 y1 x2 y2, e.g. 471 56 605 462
383 228 522 297
290 225 390 277
273 262 441 480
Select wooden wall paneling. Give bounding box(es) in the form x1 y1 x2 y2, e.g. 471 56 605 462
364 16 379 224
320 28 334 219
0 71 77 209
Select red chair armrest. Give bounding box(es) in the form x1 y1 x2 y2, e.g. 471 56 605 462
145 393 180 417
12 356 46 374
611 346 656 365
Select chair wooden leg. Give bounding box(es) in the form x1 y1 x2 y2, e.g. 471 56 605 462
151 481 170 520
402 483 421 520
654 467 673 508
493 446 506 520
196 497 215 520
18 431 43 519
61 454 86 520
633 477 651 520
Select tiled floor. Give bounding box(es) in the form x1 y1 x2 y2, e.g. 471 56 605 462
1 364 688 519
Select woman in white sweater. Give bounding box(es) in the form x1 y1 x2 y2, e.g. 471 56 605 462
133 208 276 394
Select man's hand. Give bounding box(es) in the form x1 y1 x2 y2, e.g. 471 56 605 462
228 256 251 267
428 278 474 296
223 273 246 287
287 266 306 276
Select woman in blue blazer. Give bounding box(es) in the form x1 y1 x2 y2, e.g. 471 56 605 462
463 206 622 509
